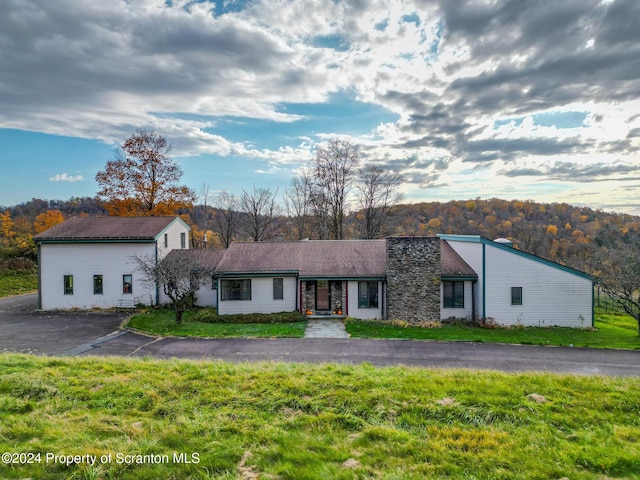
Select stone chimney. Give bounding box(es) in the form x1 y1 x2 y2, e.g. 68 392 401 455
386 236 441 323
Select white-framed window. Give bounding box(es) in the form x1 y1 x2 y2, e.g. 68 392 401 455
511 287 523 305
63 275 73 295
93 275 103 295
221 279 251 300
273 278 284 300
123 274 133 294
443 281 464 308
358 281 378 308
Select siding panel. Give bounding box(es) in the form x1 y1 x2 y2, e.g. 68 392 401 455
217 277 297 314
40 243 157 309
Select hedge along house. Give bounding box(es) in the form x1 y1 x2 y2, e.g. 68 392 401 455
34 216 190 310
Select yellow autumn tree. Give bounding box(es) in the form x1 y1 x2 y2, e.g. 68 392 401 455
546 224 558 235
34 210 66 233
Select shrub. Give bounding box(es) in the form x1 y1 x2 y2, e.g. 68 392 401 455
195 310 304 324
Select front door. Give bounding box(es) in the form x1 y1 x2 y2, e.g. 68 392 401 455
316 280 330 310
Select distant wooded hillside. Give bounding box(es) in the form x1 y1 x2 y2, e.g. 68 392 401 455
2 196 638 272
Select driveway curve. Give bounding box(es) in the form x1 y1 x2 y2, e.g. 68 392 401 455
1 294 639 376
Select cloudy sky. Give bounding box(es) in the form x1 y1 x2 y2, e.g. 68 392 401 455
1 0 639 214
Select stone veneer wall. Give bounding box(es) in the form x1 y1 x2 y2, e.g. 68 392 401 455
301 281 347 314
386 236 441 323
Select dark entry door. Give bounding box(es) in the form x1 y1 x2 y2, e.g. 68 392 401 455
316 280 330 310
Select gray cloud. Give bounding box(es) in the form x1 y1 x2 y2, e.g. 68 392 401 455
501 161 640 181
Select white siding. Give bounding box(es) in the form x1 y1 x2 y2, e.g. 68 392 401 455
39 243 157 309
484 244 592 327
156 219 190 258
440 280 474 321
444 240 484 317
217 277 297 314
158 274 218 308
347 280 383 319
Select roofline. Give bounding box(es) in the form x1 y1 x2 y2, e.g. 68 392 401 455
35 238 155 244
438 234 594 281
155 216 191 240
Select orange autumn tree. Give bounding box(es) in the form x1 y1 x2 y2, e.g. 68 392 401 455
96 129 195 216
34 210 66 233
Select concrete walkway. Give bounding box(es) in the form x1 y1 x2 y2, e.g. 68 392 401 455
304 319 350 338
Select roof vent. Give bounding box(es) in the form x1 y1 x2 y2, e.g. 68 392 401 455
494 238 513 247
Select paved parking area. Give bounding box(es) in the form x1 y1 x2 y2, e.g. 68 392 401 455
0 294 127 356
1 294 640 376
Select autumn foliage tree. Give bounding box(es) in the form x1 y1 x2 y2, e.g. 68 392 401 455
34 210 65 233
96 129 195 216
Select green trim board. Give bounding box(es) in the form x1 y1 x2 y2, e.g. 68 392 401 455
438 234 594 281
299 276 385 281
218 271 299 278
441 275 477 281
35 238 155 244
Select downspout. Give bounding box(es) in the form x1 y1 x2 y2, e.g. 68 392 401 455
471 278 477 322
591 282 595 328
155 243 159 306
482 243 486 319
299 280 303 314
37 243 42 310
345 281 349 316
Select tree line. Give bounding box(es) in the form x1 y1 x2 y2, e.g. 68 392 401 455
1 129 639 332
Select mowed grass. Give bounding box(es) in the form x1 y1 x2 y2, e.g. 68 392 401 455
346 309 640 350
127 309 307 338
0 271 38 298
0 354 639 480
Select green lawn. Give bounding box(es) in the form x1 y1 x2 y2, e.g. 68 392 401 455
0 354 639 479
346 309 640 350
0 271 38 298
127 309 307 338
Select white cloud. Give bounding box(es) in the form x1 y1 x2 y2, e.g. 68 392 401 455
49 173 84 183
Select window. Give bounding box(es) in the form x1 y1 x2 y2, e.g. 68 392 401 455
63 275 73 295
273 278 284 300
511 287 523 305
221 279 251 300
180 232 186 249
93 275 103 295
443 281 464 308
358 281 378 308
164 233 168 248
123 275 133 294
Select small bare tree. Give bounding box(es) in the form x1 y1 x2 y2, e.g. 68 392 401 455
240 185 279 241
214 191 241 248
311 138 360 240
593 243 640 334
283 170 313 240
355 165 404 239
134 250 212 324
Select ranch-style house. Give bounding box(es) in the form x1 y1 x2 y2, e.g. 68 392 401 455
34 216 594 327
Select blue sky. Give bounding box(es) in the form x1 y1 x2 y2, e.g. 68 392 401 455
1 0 639 214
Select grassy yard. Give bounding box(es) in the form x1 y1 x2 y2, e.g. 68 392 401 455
0 354 639 479
346 309 640 350
0 271 38 298
127 309 307 338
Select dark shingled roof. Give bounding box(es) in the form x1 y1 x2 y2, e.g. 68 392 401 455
164 249 226 270
215 238 478 279
441 240 477 278
216 240 387 278
34 216 181 241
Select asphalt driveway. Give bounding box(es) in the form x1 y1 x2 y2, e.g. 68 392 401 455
1 294 640 376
